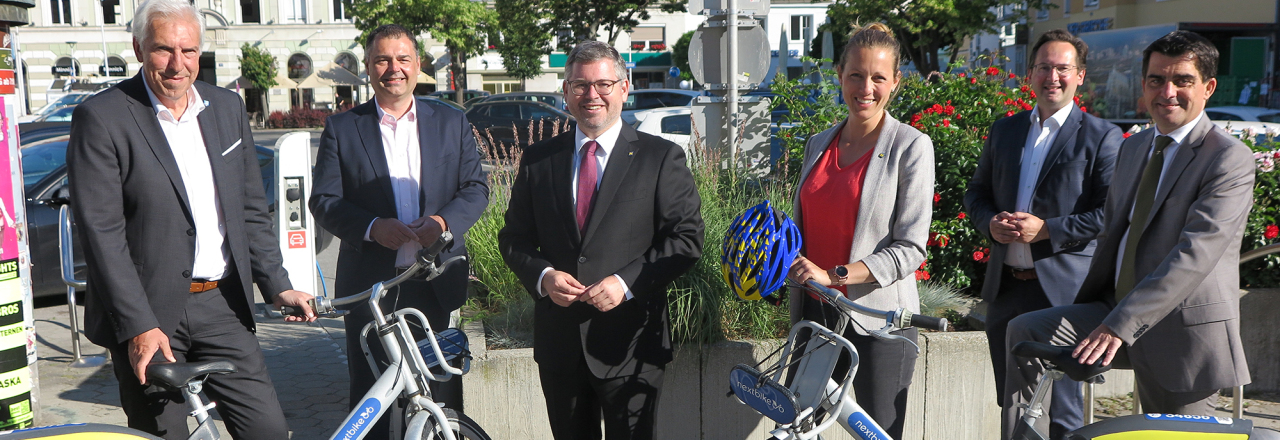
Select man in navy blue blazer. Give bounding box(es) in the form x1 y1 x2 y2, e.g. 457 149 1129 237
309 24 488 440
965 29 1123 440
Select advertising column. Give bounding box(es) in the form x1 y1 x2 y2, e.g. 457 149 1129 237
0 24 34 430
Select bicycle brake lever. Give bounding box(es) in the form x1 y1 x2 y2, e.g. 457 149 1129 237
870 326 921 354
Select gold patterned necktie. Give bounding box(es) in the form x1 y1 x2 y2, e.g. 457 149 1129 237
1115 135 1175 302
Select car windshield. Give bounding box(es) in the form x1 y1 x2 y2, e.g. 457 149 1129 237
21 140 68 190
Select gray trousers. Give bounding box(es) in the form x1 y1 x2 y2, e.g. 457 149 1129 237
1002 302 1217 439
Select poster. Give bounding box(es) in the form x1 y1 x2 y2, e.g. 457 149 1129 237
0 95 32 430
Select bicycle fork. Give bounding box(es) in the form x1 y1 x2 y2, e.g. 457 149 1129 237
1010 369 1063 440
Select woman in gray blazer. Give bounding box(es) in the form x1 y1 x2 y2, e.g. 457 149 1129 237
786 22 935 439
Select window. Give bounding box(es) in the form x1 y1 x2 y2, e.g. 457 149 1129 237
660 115 691 135
52 57 79 77
287 53 312 79
101 0 118 24
790 15 812 41
241 0 260 23
281 0 307 24
1084 0 1099 10
1036 8 1050 21
335 52 359 75
333 0 351 21
1063 0 1071 16
49 0 71 24
524 105 556 120
490 104 520 119
631 27 664 51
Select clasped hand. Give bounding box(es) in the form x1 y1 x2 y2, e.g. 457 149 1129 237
541 270 626 312
989 211 1047 244
370 216 445 250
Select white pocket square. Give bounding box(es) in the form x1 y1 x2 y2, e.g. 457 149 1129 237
222 139 241 156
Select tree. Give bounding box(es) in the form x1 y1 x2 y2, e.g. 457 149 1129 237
541 0 687 51
239 43 277 119
671 31 694 81
494 0 551 83
823 0 1050 74
350 0 496 103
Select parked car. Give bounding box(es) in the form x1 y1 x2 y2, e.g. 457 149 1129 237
466 101 574 151
421 96 465 112
633 106 691 150
1205 106 1280 122
1210 120 1280 144
482 92 567 111
428 89 490 103
744 90 818 124
621 89 705 124
18 126 302 298
18 93 92 123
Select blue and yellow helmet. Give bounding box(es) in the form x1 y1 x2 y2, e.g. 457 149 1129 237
721 200 802 301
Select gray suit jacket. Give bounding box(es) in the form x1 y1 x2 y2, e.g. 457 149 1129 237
1076 115 1253 393
788 114 934 334
68 76 291 348
965 107 1123 305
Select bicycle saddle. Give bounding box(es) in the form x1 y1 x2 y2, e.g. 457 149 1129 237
146 360 237 390
1011 341 1110 383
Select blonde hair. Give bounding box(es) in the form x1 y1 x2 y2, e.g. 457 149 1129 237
838 22 901 71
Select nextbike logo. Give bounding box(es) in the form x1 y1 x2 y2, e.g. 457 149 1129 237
735 382 783 413
1145 413 1231 424
729 369 795 424
338 399 381 440
848 412 890 440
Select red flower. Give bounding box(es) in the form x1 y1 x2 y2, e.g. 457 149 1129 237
970 78 978 84
1006 111 1015 117
1266 224 1279 240
986 66 1000 76
927 232 938 247
1020 85 1030 93
1080 106 1088 113
911 113 923 124
1004 99 1015 105
931 103 944 114
937 235 949 247
915 270 931 281
944 105 955 115
942 119 951 127
933 193 941 203
983 135 988 140
973 251 985 261
1009 72 1017 78
920 260 928 270
1022 103 1034 111
1029 90 1037 98
1274 151 1279 159
1073 96 1081 104
1123 132 1132 138
957 212 966 219
958 73 966 78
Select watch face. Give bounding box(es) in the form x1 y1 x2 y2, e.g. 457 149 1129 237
834 266 849 277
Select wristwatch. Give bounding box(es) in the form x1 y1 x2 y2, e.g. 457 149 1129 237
829 265 849 285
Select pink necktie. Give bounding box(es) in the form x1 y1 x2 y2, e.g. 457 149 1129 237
576 141 599 233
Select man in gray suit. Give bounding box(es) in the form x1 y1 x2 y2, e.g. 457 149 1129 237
1003 30 1253 436
68 0 315 438
965 30 1122 439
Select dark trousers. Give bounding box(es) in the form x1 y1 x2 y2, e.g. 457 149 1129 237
538 355 665 440
344 279 462 440
803 297 917 440
987 271 1083 440
109 282 289 440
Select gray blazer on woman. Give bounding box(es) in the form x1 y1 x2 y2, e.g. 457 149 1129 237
789 113 935 334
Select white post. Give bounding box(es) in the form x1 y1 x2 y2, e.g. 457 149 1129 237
727 0 738 162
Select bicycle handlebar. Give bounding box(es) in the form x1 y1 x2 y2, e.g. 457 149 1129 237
805 280 948 332
280 231 460 317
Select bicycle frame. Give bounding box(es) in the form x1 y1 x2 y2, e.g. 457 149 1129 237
318 233 469 440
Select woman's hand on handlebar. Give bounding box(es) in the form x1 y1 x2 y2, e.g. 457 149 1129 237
273 290 317 322
788 256 833 286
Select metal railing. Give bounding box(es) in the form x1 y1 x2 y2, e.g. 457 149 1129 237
58 204 105 368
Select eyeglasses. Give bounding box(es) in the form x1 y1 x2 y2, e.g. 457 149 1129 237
1032 63 1079 76
566 79 625 96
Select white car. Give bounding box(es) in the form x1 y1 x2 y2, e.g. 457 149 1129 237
1211 120 1280 144
18 93 93 123
632 106 692 150
622 89 703 125
1205 106 1280 122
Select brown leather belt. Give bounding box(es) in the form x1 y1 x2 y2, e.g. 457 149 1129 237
1006 266 1037 281
190 280 219 293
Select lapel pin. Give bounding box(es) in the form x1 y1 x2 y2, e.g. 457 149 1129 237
203 100 210 107
629 151 634 156
878 153 885 158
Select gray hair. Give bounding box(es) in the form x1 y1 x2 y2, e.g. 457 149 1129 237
564 40 627 81
132 0 205 47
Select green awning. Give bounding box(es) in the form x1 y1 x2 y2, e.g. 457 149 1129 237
550 52 671 68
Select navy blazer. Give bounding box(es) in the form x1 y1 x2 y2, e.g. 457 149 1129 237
309 98 488 311
69 75 291 347
965 106 1123 305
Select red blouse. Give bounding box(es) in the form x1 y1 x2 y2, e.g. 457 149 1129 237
799 134 874 297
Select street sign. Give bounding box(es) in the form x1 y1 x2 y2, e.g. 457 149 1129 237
690 0 769 15
669 66 680 77
692 98 773 175
689 23 770 88
626 62 636 69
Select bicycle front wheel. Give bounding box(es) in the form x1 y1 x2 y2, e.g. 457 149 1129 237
424 408 491 440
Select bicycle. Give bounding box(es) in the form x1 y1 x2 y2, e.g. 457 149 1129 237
0 231 490 440
1010 341 1280 440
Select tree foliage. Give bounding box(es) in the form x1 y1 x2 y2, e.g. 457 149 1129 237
494 0 551 81
541 0 687 51
239 43 277 116
672 31 694 81
349 0 496 99
823 0 1050 74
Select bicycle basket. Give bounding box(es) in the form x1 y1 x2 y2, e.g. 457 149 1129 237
721 200 802 301
729 364 799 425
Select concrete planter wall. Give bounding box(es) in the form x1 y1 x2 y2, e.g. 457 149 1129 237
461 325 1135 439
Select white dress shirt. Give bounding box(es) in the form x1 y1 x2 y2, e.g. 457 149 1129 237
1006 104 1073 269
536 121 633 299
1115 111 1205 283
143 80 228 280
363 98 423 268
